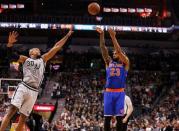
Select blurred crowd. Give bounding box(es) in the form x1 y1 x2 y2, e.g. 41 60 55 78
51 71 104 130
128 71 163 112
128 84 179 131
0 95 9 124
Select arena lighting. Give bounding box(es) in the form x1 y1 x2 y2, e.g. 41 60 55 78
120 8 127 13
104 7 152 13
111 8 119 13
103 7 111 12
145 8 152 13
0 3 24 9
174 25 179 29
9 4 16 9
128 8 136 13
1 4 8 9
136 8 144 13
33 104 55 112
0 22 173 33
17 4 25 9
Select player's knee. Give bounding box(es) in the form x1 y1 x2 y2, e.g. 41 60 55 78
6 105 18 118
19 114 27 122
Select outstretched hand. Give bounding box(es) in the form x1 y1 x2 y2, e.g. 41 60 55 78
7 31 19 47
96 27 104 34
54 28 74 47
108 28 116 37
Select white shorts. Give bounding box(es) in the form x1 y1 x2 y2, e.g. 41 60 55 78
11 82 38 116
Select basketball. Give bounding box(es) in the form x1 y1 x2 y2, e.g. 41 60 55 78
88 2 100 15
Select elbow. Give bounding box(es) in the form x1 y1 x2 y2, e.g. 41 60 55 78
131 107 134 113
125 59 130 66
122 56 129 66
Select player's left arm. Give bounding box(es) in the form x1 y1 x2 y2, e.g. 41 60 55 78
108 28 130 71
42 29 73 62
7 31 28 63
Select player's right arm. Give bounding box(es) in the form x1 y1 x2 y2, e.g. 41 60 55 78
96 27 111 67
42 29 73 62
7 31 28 63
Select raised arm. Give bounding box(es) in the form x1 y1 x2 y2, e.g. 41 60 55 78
108 28 129 71
96 27 111 67
42 29 73 62
7 31 28 63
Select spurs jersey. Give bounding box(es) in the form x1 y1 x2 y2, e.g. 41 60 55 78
22 58 45 88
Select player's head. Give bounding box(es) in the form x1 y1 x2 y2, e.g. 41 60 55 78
29 48 41 59
112 50 126 62
113 50 119 61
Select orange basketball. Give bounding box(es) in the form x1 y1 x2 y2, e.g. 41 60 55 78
88 2 100 15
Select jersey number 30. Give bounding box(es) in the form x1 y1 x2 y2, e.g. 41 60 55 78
27 61 40 70
110 68 120 76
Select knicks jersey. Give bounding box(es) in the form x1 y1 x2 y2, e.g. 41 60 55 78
22 58 46 88
105 61 127 88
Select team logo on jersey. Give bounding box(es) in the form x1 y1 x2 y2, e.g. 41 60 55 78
119 109 124 115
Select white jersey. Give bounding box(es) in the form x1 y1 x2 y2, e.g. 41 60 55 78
22 58 46 88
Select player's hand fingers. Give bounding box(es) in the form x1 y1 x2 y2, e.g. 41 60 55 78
69 27 73 31
70 31 74 35
96 29 100 33
108 27 115 32
96 27 103 33
96 27 100 30
96 27 102 30
14 31 19 37
13 40 17 43
12 31 15 36
108 28 116 36
70 30 74 33
108 27 112 32
67 30 74 36
12 31 17 37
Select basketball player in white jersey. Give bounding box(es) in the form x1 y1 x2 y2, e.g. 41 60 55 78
121 95 133 131
0 29 73 131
